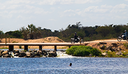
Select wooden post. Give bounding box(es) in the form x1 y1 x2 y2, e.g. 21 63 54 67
24 45 28 51
5 37 7 44
9 37 10 43
39 45 42 51
54 45 57 51
9 45 14 51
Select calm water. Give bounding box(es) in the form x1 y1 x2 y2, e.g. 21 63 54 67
0 57 128 74
0 49 128 74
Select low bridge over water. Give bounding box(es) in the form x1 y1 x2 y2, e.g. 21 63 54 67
0 43 88 51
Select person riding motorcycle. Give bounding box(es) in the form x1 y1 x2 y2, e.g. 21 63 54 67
123 30 128 40
74 32 78 41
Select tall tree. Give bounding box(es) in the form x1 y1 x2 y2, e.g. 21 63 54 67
28 24 42 39
20 27 29 40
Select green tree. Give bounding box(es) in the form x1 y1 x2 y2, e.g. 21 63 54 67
20 27 29 40
5 30 23 38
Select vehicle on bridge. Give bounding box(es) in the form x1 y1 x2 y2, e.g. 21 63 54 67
117 33 128 41
71 37 84 43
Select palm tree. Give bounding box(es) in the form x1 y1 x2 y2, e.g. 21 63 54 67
28 24 42 39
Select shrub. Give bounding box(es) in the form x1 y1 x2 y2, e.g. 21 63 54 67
73 48 90 56
124 43 128 49
66 46 101 57
107 52 117 57
66 46 77 55
90 48 102 56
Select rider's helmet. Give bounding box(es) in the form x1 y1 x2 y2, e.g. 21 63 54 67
125 30 127 32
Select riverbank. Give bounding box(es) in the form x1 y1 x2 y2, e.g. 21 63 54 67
74 41 128 58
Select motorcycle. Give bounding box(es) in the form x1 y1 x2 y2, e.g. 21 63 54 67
117 33 128 41
71 37 84 43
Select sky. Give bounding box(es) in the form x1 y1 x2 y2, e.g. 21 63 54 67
0 0 128 32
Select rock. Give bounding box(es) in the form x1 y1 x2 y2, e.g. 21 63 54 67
48 51 57 57
14 53 19 56
3 54 11 57
31 52 36 57
13 50 19 53
100 45 106 50
89 54 92 57
0 50 4 57
26 52 31 57
112 43 118 47
110 47 116 52
29 50 33 52
37 50 42 54
42 50 48 56
102 53 107 56
99 42 107 44
116 51 123 55
35 53 40 57
106 46 116 52
33 50 37 52
116 48 120 51
19 51 26 57
2 51 8 55
106 46 112 50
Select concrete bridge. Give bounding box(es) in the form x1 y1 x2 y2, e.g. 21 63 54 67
0 43 88 51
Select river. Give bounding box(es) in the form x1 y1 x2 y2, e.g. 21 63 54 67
0 49 128 74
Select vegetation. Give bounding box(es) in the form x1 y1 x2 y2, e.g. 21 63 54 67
0 22 128 42
0 47 8 49
123 43 128 49
66 46 102 57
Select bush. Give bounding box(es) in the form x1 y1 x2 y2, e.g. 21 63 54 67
66 46 102 57
73 48 90 56
66 46 77 55
124 43 128 49
90 48 102 56
107 51 117 57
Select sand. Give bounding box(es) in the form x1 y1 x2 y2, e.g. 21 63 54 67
0 36 68 49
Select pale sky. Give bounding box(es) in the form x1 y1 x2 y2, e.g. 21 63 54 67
0 0 128 32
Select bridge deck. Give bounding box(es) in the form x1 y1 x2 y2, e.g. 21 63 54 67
0 43 88 51
0 43 86 46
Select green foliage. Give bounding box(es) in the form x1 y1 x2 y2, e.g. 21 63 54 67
0 47 8 49
90 48 102 56
12 41 18 43
19 46 22 49
66 46 102 57
66 46 77 55
107 51 117 57
24 50 27 52
1 22 128 41
5 30 23 38
123 43 128 49
122 51 128 57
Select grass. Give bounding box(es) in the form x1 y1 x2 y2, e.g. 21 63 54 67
12 41 18 43
0 47 8 49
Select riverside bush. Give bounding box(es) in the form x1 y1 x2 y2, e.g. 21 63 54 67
66 46 102 56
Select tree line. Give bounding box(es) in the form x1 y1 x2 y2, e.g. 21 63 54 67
0 22 128 42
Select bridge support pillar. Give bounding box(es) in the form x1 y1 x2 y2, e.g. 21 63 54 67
54 45 57 51
24 45 28 51
9 45 14 51
39 45 42 51
69 46 71 48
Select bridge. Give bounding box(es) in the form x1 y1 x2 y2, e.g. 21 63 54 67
0 43 88 51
